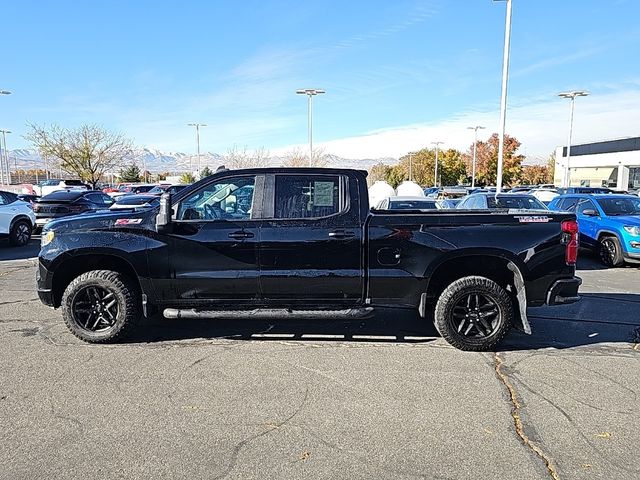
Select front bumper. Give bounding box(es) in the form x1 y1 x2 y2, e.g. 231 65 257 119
36 260 56 307
546 277 582 306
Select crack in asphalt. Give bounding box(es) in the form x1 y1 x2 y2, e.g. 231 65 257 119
211 387 310 480
493 352 560 480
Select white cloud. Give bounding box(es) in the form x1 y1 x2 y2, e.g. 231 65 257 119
272 87 640 161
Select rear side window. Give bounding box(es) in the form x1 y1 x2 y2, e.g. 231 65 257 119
560 197 579 211
274 175 344 219
0 192 17 205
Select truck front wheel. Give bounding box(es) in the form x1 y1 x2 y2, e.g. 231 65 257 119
61 270 141 343
434 276 513 351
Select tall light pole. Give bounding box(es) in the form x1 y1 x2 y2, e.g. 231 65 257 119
558 91 589 188
408 153 413 181
0 129 11 186
494 0 512 193
0 91 10 186
467 126 486 188
431 141 443 187
187 123 207 175
296 88 325 166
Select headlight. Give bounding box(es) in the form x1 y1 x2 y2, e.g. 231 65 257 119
41 230 55 247
623 226 640 236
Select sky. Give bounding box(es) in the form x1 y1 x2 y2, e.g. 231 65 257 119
1 0 640 162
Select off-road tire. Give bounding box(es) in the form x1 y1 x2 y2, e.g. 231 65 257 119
61 270 140 343
9 219 32 246
598 236 624 267
434 276 513 351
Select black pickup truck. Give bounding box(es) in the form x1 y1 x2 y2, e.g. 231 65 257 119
37 168 581 350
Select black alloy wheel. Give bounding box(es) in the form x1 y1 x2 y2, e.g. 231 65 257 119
598 236 624 267
71 285 119 332
451 292 500 338
61 270 140 343
434 276 513 351
10 220 32 246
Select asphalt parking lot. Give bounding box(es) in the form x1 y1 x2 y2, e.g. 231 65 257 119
0 240 639 480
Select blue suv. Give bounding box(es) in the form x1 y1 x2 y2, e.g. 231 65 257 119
548 194 640 267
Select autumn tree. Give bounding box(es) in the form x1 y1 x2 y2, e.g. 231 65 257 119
281 147 329 167
225 145 270 169
388 147 467 187
368 162 392 185
521 164 553 185
462 133 524 186
180 172 196 184
25 123 133 188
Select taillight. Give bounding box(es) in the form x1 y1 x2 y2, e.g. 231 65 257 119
561 219 579 266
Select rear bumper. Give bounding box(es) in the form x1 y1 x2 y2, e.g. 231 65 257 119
546 277 582 306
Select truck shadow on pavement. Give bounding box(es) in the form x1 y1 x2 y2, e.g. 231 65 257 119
127 293 640 351
132 308 440 345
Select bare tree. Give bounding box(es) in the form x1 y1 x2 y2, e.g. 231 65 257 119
25 123 133 188
225 145 271 169
281 147 329 167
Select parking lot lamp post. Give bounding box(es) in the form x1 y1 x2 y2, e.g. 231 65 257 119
187 123 207 176
431 141 443 187
558 91 589 188
467 126 485 188
494 0 512 193
0 91 10 185
296 89 325 166
0 129 11 185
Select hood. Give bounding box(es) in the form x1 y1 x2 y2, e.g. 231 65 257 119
608 215 640 227
42 207 157 234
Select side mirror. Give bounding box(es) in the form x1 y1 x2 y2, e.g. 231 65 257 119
156 192 173 233
582 209 598 217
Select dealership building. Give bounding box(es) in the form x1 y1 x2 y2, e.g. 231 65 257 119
553 136 640 191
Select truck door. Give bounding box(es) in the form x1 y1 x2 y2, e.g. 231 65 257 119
159 174 262 303
258 173 364 305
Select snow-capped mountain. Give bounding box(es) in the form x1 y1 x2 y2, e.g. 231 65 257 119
6 148 398 173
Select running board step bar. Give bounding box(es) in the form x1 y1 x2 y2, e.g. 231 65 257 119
163 307 374 320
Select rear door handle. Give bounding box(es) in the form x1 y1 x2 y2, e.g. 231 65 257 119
328 230 356 239
228 231 254 239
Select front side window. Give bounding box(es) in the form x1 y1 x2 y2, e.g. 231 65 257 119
177 176 255 221
274 175 343 219
576 199 597 215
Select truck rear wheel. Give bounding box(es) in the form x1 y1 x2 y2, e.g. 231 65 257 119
434 276 513 351
61 270 140 343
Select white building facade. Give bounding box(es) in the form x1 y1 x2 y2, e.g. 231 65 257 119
554 137 640 192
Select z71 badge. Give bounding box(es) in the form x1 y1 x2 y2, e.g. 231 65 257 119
515 216 550 223
115 218 143 226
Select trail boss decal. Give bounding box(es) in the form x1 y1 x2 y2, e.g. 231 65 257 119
515 216 550 223
115 218 143 226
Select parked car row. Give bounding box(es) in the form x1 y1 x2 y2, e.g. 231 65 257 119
377 185 639 268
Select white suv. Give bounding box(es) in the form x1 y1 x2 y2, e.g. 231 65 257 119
33 179 88 197
0 191 36 246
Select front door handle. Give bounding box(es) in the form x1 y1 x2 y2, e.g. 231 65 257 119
228 231 254 240
328 230 356 239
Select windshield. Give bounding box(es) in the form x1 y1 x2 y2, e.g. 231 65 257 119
597 197 640 216
487 196 547 210
388 200 437 209
148 186 165 194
